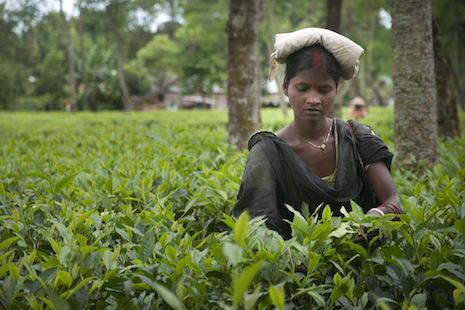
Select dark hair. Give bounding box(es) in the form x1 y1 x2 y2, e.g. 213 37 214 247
284 44 341 88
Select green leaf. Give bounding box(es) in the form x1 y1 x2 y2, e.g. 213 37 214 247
328 222 352 238
285 204 310 238
39 297 57 310
234 212 249 246
27 171 50 181
410 293 427 309
429 234 441 251
159 232 168 248
52 220 71 244
0 237 21 252
268 285 285 310
152 176 163 188
322 205 332 222
57 270 72 288
414 183 422 197
102 250 116 270
166 245 177 262
153 282 186 310
9 264 19 280
306 291 326 307
223 242 244 267
301 202 310 219
49 290 72 310
98 192 112 211
396 258 415 278
233 261 263 309
172 189 188 198
76 208 96 228
54 173 79 194
454 219 465 239
376 297 395 310
62 277 96 299
440 275 465 294
139 232 155 264
343 241 368 259
307 254 321 273
453 289 465 305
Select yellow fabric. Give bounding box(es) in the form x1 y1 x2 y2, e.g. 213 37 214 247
322 169 337 187
322 120 337 187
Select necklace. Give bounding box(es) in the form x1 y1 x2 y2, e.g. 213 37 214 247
290 119 333 153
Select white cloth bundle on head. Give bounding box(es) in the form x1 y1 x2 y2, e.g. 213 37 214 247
268 27 364 86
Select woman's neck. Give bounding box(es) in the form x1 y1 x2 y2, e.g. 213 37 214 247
292 117 332 141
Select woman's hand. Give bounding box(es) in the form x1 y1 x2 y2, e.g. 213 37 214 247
354 208 383 243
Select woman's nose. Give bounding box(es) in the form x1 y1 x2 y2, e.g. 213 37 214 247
307 88 321 104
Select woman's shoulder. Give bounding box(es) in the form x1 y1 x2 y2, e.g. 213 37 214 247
345 119 378 137
247 130 279 150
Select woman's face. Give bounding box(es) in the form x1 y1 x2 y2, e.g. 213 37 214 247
283 68 337 123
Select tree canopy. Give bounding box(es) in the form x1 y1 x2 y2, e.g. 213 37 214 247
0 0 463 112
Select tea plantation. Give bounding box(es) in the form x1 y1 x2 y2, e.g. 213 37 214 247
0 108 464 309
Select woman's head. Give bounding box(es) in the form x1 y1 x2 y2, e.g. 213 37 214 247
269 28 363 85
284 44 341 88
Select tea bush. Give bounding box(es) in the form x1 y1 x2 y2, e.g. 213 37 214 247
0 108 464 310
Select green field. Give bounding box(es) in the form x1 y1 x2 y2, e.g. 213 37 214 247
0 108 464 309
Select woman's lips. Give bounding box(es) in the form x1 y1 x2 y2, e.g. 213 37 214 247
304 109 320 113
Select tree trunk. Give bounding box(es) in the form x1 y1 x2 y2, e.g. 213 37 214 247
391 0 438 174
433 19 461 138
227 0 266 151
114 26 133 112
60 0 77 112
449 53 465 110
326 0 343 119
326 0 342 33
78 4 89 110
275 69 288 117
264 0 287 117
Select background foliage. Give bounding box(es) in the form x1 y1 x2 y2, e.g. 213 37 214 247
0 108 464 309
0 0 463 111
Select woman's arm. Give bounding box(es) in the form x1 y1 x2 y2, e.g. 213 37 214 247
355 160 403 243
366 161 404 215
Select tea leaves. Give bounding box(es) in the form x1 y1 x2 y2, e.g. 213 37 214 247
0 109 464 309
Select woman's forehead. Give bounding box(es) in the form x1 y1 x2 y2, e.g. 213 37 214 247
291 69 336 86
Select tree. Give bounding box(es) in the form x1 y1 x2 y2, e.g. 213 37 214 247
341 0 392 108
77 0 89 110
326 0 343 119
176 0 228 95
107 0 133 112
82 43 119 111
59 0 77 112
136 34 180 99
391 0 437 173
326 0 342 33
227 0 267 151
433 19 461 138
0 3 27 110
433 0 465 110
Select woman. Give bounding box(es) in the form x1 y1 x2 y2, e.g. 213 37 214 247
233 28 403 241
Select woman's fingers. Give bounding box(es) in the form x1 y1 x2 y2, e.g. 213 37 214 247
354 227 380 243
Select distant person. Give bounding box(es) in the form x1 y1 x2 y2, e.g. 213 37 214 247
233 28 403 244
348 96 368 119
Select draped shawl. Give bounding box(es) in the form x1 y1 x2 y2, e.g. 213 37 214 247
233 119 393 239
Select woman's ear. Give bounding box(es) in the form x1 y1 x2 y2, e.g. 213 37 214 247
282 78 289 96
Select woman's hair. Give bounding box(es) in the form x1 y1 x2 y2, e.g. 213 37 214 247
284 44 341 88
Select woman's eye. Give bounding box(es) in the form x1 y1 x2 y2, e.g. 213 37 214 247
296 87 308 92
